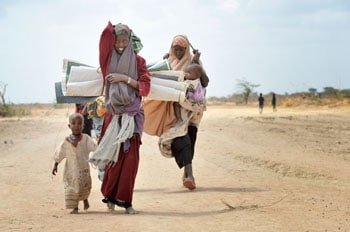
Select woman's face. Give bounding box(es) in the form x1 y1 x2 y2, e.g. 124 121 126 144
114 35 129 54
172 45 186 60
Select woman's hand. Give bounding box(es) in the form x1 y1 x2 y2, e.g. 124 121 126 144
106 73 128 83
192 49 201 64
163 53 170 59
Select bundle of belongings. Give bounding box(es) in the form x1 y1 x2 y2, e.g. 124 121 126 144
55 58 205 112
54 58 206 164
146 60 205 112
55 59 103 104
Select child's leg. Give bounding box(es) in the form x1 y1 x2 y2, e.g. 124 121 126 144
70 207 78 214
65 195 79 214
83 199 90 210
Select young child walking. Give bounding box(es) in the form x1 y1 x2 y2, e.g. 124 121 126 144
52 113 97 214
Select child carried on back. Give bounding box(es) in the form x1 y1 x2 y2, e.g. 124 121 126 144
174 63 206 122
146 63 206 109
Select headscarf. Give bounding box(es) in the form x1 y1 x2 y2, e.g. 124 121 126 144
172 36 188 48
168 35 192 71
113 23 143 53
105 23 139 115
114 23 130 36
131 31 143 54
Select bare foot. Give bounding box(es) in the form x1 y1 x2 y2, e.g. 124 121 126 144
183 177 196 190
83 199 89 210
70 208 78 214
107 202 115 211
125 206 137 214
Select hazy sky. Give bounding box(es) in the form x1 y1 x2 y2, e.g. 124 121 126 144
1 0 350 103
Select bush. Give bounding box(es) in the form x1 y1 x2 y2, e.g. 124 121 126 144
0 104 31 117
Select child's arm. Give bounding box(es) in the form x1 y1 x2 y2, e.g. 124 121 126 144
190 50 209 88
52 162 58 175
52 141 66 175
200 72 209 88
191 49 201 64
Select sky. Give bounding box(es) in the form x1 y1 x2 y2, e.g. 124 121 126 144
0 0 350 103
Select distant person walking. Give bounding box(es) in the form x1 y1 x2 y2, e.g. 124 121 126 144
272 93 277 112
258 93 264 114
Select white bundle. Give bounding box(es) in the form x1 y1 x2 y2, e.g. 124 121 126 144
64 66 104 97
145 70 187 102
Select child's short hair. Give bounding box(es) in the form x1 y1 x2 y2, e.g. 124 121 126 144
187 63 203 77
69 113 84 124
186 63 203 79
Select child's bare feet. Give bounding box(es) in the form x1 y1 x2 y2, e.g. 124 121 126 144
125 206 137 214
70 207 78 214
83 199 89 210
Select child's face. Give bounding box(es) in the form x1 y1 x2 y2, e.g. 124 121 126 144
185 67 200 80
69 117 83 135
114 35 129 54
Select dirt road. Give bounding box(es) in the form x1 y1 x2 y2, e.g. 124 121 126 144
0 104 349 231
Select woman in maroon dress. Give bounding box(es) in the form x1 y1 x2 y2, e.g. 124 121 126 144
89 22 150 214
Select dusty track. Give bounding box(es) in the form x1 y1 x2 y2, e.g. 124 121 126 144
0 104 349 231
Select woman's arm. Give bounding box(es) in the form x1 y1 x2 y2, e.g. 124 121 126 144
99 21 115 79
104 55 151 96
136 55 151 96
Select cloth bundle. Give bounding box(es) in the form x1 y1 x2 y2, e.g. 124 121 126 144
61 59 104 97
146 70 186 102
56 58 205 112
145 69 205 112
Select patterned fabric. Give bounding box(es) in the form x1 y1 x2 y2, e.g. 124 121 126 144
131 31 143 54
86 96 106 118
181 79 205 112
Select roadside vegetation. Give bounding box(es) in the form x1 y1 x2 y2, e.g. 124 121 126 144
1 80 350 118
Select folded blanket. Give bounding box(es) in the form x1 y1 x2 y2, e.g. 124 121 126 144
63 66 104 96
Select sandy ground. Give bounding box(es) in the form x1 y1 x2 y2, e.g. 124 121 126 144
0 103 349 232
